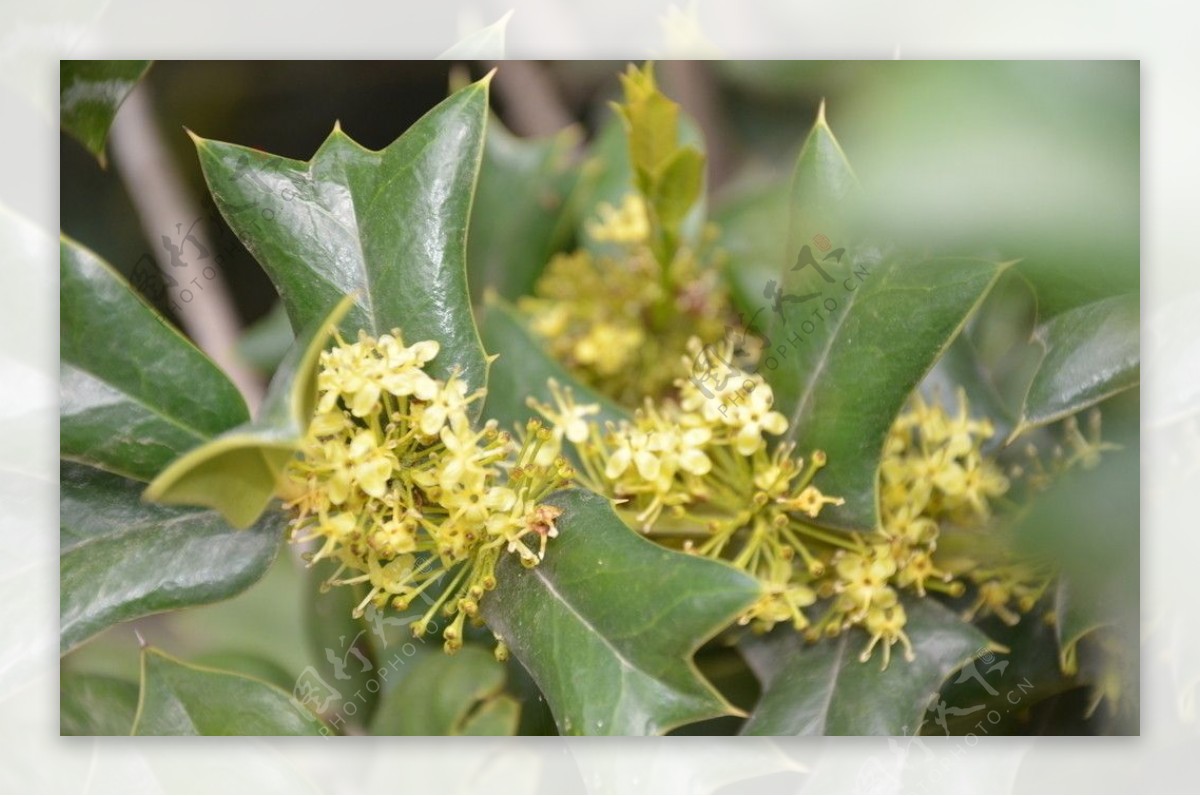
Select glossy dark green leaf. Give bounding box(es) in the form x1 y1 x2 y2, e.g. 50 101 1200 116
468 116 580 302
743 110 1008 530
1011 293 1139 439
144 296 352 528
481 488 760 735
371 646 519 736
60 236 250 483
60 60 151 165
132 647 326 736
776 253 1009 531
60 671 140 735
741 598 993 735
192 76 491 400
303 558 379 727
478 296 629 436
60 462 284 654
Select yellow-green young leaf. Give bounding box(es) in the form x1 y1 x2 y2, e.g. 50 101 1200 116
143 295 353 528
371 646 519 736
614 63 680 192
741 599 994 736
1011 293 1139 439
132 648 327 736
652 145 705 228
60 672 140 735
481 488 760 736
60 462 284 653
60 60 151 165
191 76 491 403
60 236 250 483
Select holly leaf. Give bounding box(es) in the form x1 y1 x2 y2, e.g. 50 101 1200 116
60 462 284 654
60 671 140 735
784 102 859 259
777 252 1009 531
739 109 1008 531
478 296 629 436
143 295 351 528
60 60 151 165
468 115 580 302
60 236 250 483
741 598 994 735
371 646 519 736
1010 293 1139 439
192 75 492 400
132 647 326 736
481 488 760 735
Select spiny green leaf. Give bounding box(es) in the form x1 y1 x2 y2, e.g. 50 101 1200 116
468 115 580 302
60 235 250 483
143 295 352 528
774 253 1009 531
614 63 680 193
784 102 859 260
60 671 140 735
741 598 994 735
479 296 629 436
60 60 151 165
371 646 519 736
132 647 326 736
481 488 760 735
60 462 284 654
192 76 492 401
1011 293 1139 440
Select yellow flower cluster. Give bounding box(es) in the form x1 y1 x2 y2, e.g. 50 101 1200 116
284 329 571 653
530 340 847 641
518 195 731 404
529 345 1057 669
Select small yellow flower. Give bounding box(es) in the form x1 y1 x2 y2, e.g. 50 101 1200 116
859 591 915 670
585 194 650 244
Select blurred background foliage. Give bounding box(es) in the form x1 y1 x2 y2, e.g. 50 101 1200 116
60 60 1138 734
